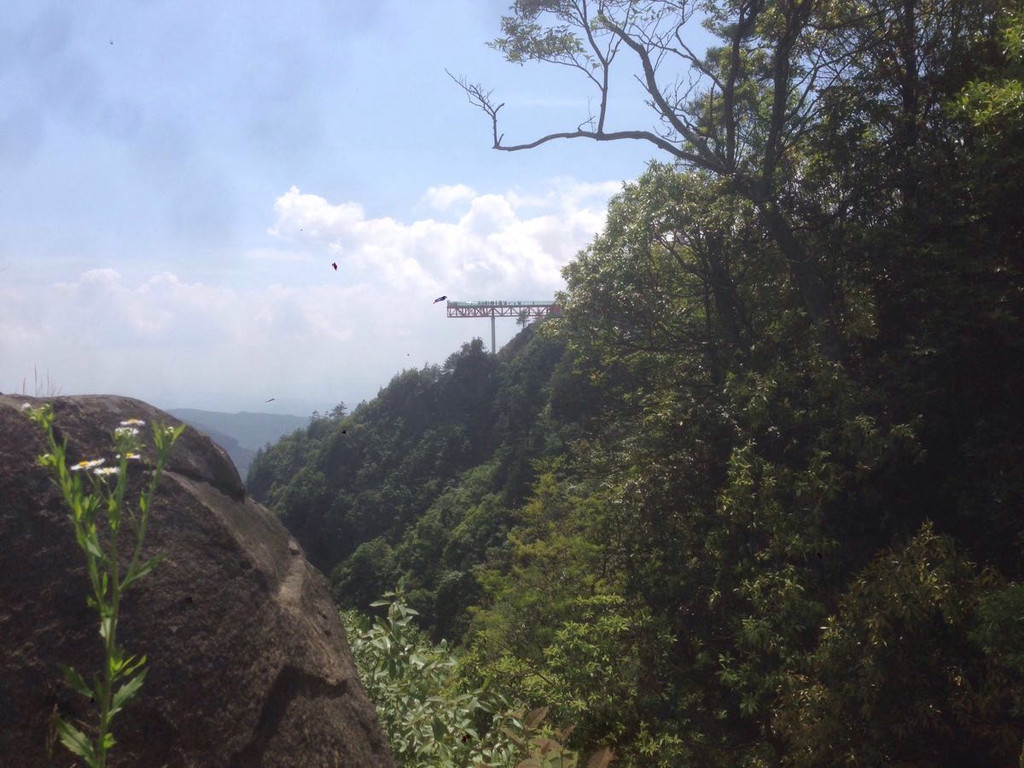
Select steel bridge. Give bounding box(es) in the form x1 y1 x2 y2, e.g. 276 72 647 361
446 300 561 353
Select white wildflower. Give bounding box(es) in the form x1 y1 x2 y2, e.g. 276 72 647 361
71 458 105 472
115 426 140 438
21 403 31 412
120 418 146 427
93 467 119 477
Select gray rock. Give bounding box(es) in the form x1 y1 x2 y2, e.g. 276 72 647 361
0 395 394 768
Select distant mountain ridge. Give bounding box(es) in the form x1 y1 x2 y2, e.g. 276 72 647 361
167 408 308 480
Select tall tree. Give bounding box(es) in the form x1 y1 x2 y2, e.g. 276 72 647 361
453 0 862 353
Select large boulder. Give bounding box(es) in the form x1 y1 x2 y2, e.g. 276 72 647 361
0 394 394 768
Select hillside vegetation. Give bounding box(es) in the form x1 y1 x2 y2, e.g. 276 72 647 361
247 4 1024 765
248 330 576 637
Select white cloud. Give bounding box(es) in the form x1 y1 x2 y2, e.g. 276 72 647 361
424 184 477 211
3 178 620 413
269 179 617 298
267 185 365 239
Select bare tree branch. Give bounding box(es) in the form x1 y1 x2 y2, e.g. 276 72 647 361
447 67 709 163
446 71 506 148
599 13 727 174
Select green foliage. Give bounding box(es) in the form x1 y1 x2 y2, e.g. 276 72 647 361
250 2 1024 763
460 1 1024 759
25 404 184 768
471 470 605 658
331 537 400 609
468 470 689 766
949 9 1024 135
343 589 598 768
973 584 1024 716
249 341 500 572
776 524 1023 767
254 328 575 638
246 423 329 511
344 591 496 767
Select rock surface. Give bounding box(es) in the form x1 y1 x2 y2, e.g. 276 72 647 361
0 395 394 768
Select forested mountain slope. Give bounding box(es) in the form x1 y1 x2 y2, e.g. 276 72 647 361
249 3 1024 764
247 328 579 637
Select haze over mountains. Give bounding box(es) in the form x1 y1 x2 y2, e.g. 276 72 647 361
167 408 308 479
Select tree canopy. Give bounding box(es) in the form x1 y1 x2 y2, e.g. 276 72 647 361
254 1 1024 763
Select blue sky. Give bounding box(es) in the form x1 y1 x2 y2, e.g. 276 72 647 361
2 0 668 415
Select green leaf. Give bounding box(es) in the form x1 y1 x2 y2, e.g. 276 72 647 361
55 716 96 762
431 716 447 744
110 669 147 717
121 653 147 678
122 553 166 590
61 664 95 701
81 532 105 560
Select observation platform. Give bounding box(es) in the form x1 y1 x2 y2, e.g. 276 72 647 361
446 300 561 352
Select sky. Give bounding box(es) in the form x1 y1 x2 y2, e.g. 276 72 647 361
1 0 669 416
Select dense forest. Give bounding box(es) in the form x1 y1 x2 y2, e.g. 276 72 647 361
249 0 1024 765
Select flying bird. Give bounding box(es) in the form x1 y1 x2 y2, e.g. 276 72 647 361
433 295 447 304
331 262 338 271
265 398 276 403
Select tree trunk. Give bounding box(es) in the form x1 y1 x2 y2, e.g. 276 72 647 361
759 202 843 359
